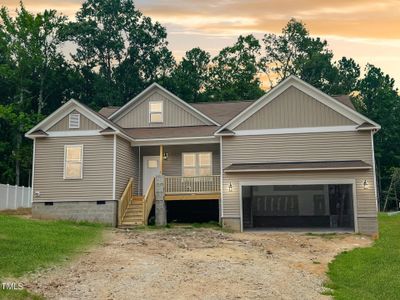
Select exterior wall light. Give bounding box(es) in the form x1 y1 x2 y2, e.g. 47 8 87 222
163 152 168 160
363 180 369 189
228 182 233 192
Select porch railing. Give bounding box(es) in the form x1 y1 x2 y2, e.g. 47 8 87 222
164 175 220 194
118 177 133 226
143 177 155 225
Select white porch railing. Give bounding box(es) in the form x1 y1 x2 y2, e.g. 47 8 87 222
164 175 220 194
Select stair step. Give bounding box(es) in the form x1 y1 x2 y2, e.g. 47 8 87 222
120 221 144 226
123 219 143 224
124 213 143 219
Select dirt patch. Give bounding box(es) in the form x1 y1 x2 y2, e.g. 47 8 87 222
0 208 31 215
24 228 371 299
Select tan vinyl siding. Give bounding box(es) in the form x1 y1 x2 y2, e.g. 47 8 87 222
235 87 356 130
115 137 135 200
115 90 212 128
48 110 101 131
134 144 220 195
221 131 376 221
163 144 220 176
33 135 113 201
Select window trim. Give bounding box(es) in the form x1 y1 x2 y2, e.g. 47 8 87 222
149 100 163 123
63 144 83 180
69 113 81 129
182 152 213 177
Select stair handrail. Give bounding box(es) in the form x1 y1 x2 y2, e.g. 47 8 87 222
143 177 155 225
118 177 133 226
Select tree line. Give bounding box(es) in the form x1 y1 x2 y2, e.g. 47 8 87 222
0 0 399 208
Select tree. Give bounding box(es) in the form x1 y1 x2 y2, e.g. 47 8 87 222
0 4 67 114
356 64 400 206
64 0 175 107
261 18 335 91
0 104 41 185
324 57 361 96
206 35 264 101
168 47 211 102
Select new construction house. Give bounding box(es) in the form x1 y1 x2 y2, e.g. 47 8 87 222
26 76 380 234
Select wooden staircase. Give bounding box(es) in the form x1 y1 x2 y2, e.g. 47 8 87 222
121 196 144 226
118 178 155 228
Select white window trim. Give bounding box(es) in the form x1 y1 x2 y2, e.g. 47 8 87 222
149 100 163 123
64 145 83 180
69 113 81 129
182 152 213 177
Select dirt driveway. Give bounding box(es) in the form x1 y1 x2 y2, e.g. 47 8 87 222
25 227 371 299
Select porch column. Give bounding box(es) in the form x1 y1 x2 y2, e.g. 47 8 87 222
155 174 167 226
159 145 163 174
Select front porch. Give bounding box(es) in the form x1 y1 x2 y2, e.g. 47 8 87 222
164 175 221 201
118 143 222 227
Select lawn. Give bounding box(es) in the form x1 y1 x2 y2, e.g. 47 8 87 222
0 215 103 299
326 213 400 299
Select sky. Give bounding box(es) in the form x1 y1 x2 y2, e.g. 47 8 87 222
3 0 400 87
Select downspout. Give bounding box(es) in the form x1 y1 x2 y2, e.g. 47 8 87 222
31 138 36 203
138 146 141 196
371 130 379 212
220 136 224 219
113 134 116 200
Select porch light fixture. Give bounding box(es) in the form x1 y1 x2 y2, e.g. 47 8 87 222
228 182 233 192
363 180 369 189
163 152 168 160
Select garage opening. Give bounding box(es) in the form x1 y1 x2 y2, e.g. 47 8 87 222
242 184 354 230
166 200 219 223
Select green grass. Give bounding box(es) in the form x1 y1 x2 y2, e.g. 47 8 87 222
0 215 103 299
326 213 400 299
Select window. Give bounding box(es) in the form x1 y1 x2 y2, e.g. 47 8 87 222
182 152 212 176
64 145 83 179
147 160 158 168
149 101 163 123
69 113 80 129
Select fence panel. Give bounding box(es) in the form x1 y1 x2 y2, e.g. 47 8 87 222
0 184 32 210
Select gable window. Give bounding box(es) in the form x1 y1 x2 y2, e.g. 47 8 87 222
69 113 80 129
149 101 163 123
64 145 83 179
182 152 212 176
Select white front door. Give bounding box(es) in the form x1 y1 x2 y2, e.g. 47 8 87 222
143 156 160 193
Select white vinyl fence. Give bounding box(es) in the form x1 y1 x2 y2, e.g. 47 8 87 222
0 184 32 210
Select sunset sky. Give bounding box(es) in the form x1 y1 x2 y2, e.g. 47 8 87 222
3 0 400 87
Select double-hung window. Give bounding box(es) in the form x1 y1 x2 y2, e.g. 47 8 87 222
149 101 163 123
182 152 212 176
64 145 83 179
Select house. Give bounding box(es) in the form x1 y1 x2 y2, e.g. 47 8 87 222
25 76 380 235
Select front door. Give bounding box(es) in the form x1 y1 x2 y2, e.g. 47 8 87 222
143 156 160 193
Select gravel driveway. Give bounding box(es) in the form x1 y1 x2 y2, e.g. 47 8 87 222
25 227 371 299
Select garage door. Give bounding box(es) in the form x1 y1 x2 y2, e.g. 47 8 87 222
242 184 354 230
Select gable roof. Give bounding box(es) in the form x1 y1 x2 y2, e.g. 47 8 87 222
98 106 120 118
25 99 132 141
216 75 380 134
192 101 254 125
109 83 220 126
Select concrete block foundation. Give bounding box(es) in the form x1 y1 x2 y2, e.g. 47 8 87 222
32 200 117 226
222 217 241 231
